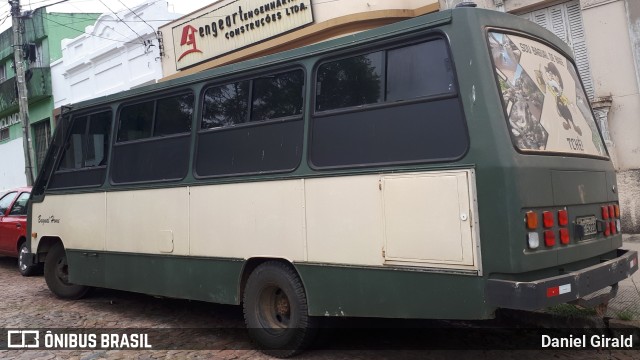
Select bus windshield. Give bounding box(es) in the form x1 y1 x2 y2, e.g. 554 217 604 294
488 31 607 158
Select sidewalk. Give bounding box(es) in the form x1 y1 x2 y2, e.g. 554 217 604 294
607 234 640 321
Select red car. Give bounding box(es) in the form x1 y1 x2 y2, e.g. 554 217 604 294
0 187 39 276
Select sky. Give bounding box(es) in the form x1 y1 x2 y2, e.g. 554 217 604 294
0 0 217 32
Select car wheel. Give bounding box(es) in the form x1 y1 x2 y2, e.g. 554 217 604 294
18 242 41 277
243 261 317 358
44 243 90 299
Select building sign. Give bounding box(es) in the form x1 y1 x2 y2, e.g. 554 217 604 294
172 0 313 70
0 113 20 130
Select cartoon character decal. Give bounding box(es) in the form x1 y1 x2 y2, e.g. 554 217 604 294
489 32 607 157
536 62 581 136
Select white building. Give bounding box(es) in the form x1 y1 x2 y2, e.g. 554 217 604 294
51 1 181 109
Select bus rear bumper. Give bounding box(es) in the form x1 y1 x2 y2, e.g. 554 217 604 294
486 249 638 311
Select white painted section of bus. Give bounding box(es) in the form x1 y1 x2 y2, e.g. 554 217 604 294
305 170 477 270
32 169 479 273
106 187 189 256
382 171 474 266
31 192 106 251
189 180 306 261
304 175 386 266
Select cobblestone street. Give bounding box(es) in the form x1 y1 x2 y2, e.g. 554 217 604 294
0 256 639 359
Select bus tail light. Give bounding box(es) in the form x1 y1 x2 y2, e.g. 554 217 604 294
616 219 621 233
602 206 609 220
604 222 611 237
544 230 555 247
542 211 554 228
610 221 617 235
558 209 568 226
547 284 571 298
526 211 538 230
559 228 569 245
614 204 620 218
609 205 615 219
527 232 540 249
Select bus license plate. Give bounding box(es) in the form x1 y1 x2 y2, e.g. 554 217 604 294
576 216 597 238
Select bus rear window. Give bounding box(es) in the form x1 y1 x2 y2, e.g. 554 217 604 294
488 31 607 158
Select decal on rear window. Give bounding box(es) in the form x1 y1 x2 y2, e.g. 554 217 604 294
488 31 607 157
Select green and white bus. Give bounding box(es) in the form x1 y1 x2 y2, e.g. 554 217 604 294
24 6 638 356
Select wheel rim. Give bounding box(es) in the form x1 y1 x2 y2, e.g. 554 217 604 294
55 253 70 285
257 284 292 333
19 245 28 272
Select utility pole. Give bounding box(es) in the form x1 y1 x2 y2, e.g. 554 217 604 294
10 0 34 186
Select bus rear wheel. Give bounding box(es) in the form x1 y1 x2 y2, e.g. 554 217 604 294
243 261 317 358
44 243 90 300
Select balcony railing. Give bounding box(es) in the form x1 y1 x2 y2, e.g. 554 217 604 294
0 67 52 116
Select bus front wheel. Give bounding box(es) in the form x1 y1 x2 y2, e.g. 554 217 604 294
18 242 41 277
44 243 90 300
243 261 317 357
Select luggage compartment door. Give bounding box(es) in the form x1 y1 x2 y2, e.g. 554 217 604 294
382 170 478 270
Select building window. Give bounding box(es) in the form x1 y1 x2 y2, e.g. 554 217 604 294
520 0 594 99
0 128 8 141
33 120 51 170
0 64 6 82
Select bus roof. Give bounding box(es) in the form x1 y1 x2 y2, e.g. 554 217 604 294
64 7 572 113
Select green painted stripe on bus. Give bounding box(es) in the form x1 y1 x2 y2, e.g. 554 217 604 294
295 263 492 320
66 249 492 319
66 250 245 305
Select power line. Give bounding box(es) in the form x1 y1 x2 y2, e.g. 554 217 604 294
37 11 143 45
0 13 10 28
98 0 144 44
117 0 156 34
37 12 179 22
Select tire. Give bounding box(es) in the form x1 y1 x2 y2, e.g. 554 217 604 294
44 243 90 300
18 242 41 277
243 261 317 358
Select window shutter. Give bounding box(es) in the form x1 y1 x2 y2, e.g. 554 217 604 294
565 1 594 99
550 5 568 43
519 0 595 100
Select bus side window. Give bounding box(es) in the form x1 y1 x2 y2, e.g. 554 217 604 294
386 40 455 101
202 81 250 129
155 94 194 136
196 69 305 177
48 110 113 189
111 92 194 184
315 51 383 111
86 111 111 167
58 116 88 170
311 38 467 168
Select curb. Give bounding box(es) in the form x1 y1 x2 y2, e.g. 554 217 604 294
498 309 640 330
608 318 640 329
498 309 607 329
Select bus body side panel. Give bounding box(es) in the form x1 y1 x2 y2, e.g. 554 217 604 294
304 170 479 271
65 250 244 305
31 193 107 253
296 264 490 319
189 180 306 261
106 187 189 256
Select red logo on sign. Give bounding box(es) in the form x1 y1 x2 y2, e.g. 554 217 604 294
177 25 202 61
